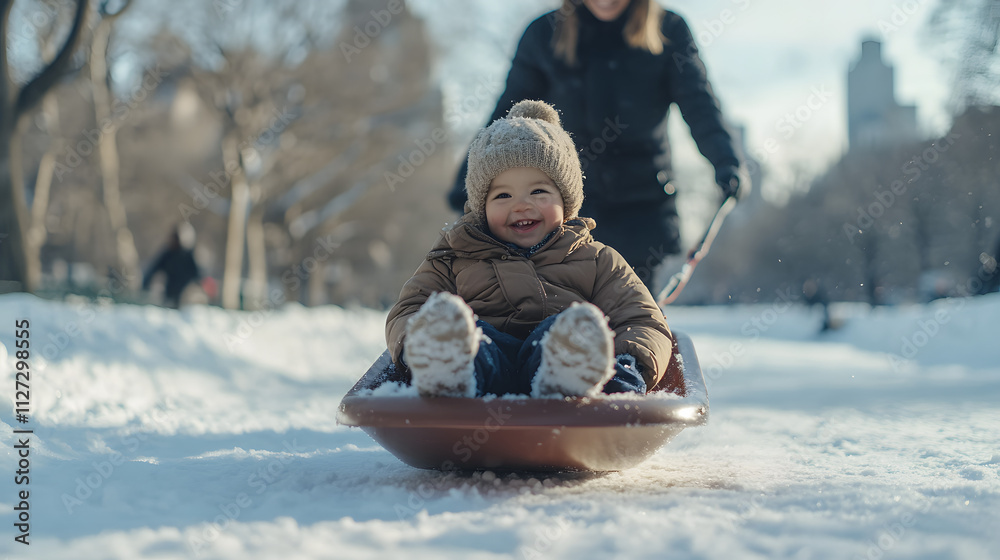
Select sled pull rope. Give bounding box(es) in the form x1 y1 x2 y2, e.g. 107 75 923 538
656 196 737 306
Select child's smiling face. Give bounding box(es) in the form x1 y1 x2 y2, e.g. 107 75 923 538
485 167 565 249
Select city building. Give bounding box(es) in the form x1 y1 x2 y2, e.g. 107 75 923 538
847 39 919 150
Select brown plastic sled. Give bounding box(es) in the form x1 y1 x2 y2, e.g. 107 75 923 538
337 332 708 472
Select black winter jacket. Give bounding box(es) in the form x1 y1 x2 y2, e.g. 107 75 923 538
143 247 200 302
449 6 740 211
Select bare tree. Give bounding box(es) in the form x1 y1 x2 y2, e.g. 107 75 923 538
176 0 340 309
26 94 60 269
0 0 90 293
927 0 1000 111
88 0 140 289
24 0 70 284
187 47 303 309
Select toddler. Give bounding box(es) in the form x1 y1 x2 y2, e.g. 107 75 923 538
386 100 673 397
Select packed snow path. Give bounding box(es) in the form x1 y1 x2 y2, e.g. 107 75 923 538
1 293 998 559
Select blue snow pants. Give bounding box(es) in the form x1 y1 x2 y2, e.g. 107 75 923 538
473 313 646 397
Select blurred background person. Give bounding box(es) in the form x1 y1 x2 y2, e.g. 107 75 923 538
448 0 745 287
143 222 206 309
978 233 1000 295
802 278 837 333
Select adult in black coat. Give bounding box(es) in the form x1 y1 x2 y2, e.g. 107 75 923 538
448 0 744 285
143 224 201 309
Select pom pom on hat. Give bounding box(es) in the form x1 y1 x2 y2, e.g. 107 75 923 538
507 99 561 126
464 100 583 227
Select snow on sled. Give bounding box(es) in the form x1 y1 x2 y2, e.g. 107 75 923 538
337 332 707 472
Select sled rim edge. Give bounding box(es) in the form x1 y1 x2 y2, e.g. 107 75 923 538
337 332 708 429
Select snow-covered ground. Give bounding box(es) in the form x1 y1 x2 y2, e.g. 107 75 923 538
1 292 998 559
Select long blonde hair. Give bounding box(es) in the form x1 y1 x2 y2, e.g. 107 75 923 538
552 0 667 66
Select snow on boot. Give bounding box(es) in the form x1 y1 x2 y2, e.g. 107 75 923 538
405 292 481 397
533 302 615 398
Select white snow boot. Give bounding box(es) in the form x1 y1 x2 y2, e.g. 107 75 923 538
405 292 481 397
532 302 615 398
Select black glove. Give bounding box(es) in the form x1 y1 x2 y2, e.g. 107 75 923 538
716 166 741 200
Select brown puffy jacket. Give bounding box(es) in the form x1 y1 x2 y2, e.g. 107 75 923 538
386 216 673 390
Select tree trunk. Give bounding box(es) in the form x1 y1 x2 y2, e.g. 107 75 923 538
91 18 141 291
308 259 326 306
0 134 30 293
26 94 61 286
1 0 91 292
221 134 249 309
26 151 56 280
1 0 28 291
245 200 268 310
863 233 879 305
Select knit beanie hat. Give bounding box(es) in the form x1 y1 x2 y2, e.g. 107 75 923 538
465 100 584 227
